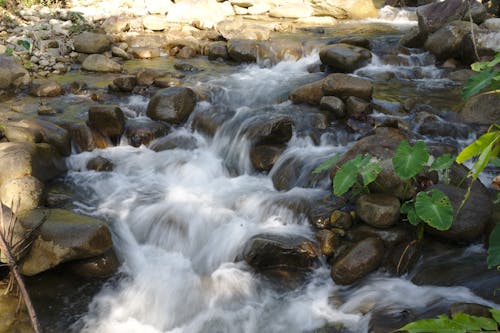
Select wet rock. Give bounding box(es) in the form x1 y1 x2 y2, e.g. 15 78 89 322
339 37 371 49
130 47 161 59
462 29 500 64
247 116 293 145
136 68 166 86
227 39 262 63
319 43 372 73
174 62 198 72
449 303 492 318
356 194 401 229
320 96 346 119
149 134 198 151
16 118 71 157
459 88 500 125
345 96 372 119
64 123 95 153
30 80 64 97
414 111 469 138
1 124 42 144
20 209 113 276
250 144 286 172
425 20 477 61
289 79 324 106
208 42 229 61
67 249 120 279
142 15 168 31
0 176 44 214
242 233 320 281
73 32 111 54
399 26 427 48
113 75 137 92
330 210 353 229
317 229 342 256
425 184 491 243
386 240 421 275
368 158 416 200
0 55 28 90
125 119 168 147
417 0 469 35
87 156 114 172
331 237 384 285
192 106 235 136
177 46 197 59
82 54 122 73
269 4 313 18
146 87 197 124
68 81 88 95
88 105 126 144
154 76 182 88
464 1 488 25
347 224 413 248
369 306 416 333
38 105 56 116
111 46 131 60
322 73 373 100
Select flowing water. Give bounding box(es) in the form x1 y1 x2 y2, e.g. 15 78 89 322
38 15 498 333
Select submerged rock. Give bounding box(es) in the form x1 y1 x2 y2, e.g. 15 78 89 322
20 209 113 276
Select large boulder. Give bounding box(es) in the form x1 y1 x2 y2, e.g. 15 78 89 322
320 96 346 119
166 0 234 29
82 54 122 73
125 118 169 147
88 105 126 144
331 237 384 285
146 87 197 124
0 55 28 90
307 0 378 19
15 118 71 157
227 40 262 63
417 0 469 35
319 44 372 73
216 18 272 41
242 233 320 282
0 176 44 214
192 105 235 136
30 80 64 97
424 20 477 61
459 93 500 125
19 209 113 276
73 32 111 54
425 184 492 243
289 79 325 106
356 194 401 229
461 30 500 64
322 73 373 100
0 142 66 186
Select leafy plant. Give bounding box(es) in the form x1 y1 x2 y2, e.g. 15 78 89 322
16 39 30 52
392 140 429 180
313 154 340 174
4 47 13 56
463 53 500 100
331 154 382 196
487 224 500 269
396 309 500 333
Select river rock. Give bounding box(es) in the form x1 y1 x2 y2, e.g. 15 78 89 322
67 249 120 279
88 105 126 144
149 134 198 151
136 68 166 86
30 80 64 97
319 43 372 73
208 42 229 61
1 124 42 144
146 87 197 124
464 1 487 25
242 233 320 282
459 92 500 125
417 0 469 35
425 184 491 243
269 3 314 18
166 0 234 29
19 209 113 276
125 119 169 147
64 123 96 153
449 303 492 318
289 79 324 106
308 0 349 18
461 30 500 64
347 224 413 248
322 73 373 100
399 26 427 48
102 15 130 34
250 144 286 172
73 32 111 54
227 39 262 63
0 55 28 90
424 20 477 61
246 116 293 145
82 54 122 73
16 118 71 157
87 156 114 172
111 46 131 60
130 47 161 59
310 0 378 19
356 194 401 229
320 96 346 119
482 18 500 30
0 176 44 214
113 75 137 92
345 96 372 119
317 229 342 256
143 15 169 31
331 237 384 285
216 18 272 41
192 105 235 136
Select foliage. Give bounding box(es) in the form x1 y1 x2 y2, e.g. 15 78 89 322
331 154 381 196
0 0 5 7
414 189 453 231
4 47 13 56
392 140 429 180
396 309 500 333
430 154 455 171
313 154 340 174
487 224 500 269
66 11 91 34
463 53 500 100
16 39 30 51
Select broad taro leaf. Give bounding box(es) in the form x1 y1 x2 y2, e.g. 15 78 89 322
456 131 499 164
392 140 429 180
333 155 362 196
487 223 500 269
462 67 498 100
429 154 454 171
359 160 382 187
415 189 453 231
312 154 340 174
397 314 465 333
401 201 420 226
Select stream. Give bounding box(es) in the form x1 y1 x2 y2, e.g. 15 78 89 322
20 12 499 333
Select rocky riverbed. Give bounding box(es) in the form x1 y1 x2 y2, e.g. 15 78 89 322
0 0 499 332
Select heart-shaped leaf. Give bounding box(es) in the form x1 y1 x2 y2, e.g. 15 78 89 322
429 154 454 171
312 154 340 174
333 155 362 196
392 140 429 180
415 189 453 231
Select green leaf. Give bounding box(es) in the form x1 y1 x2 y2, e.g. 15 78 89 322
17 39 30 51
487 224 500 269
313 154 340 174
463 68 498 100
456 132 499 164
392 140 429 180
333 155 362 196
451 312 498 331
490 308 500 324
359 160 382 186
430 154 455 171
401 201 420 226
415 189 453 231
471 53 500 71
471 133 500 179
397 314 465 333
5 47 13 56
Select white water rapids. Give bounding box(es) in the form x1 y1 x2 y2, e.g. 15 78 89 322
65 53 495 333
